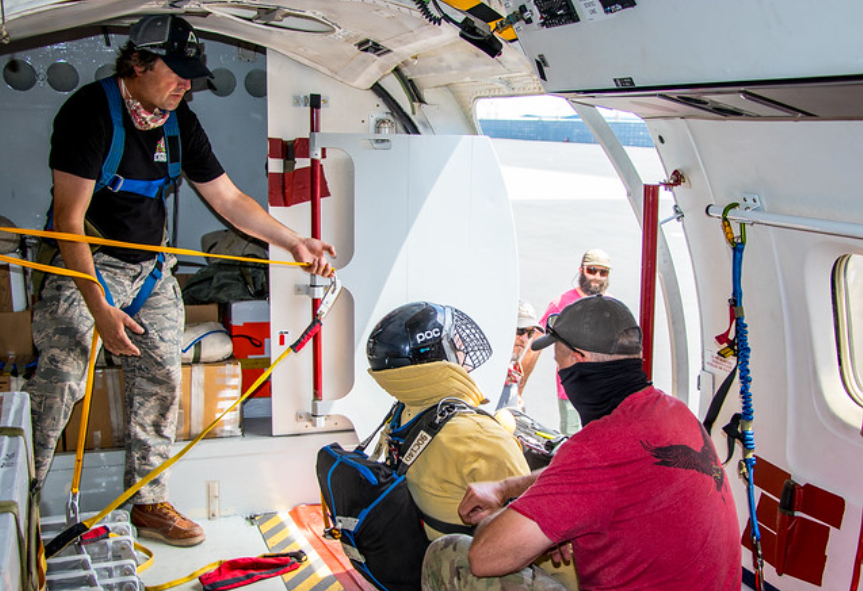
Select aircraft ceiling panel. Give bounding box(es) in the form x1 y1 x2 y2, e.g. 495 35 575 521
514 0 863 93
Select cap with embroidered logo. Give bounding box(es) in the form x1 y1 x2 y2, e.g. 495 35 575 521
130 15 213 80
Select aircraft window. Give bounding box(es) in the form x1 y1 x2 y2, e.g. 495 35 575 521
245 69 267 98
210 68 237 97
94 64 116 81
3 59 37 91
832 255 863 407
46 62 79 93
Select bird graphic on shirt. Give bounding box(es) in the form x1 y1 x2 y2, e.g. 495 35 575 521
640 427 725 492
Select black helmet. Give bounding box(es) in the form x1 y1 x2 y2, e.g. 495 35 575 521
367 302 492 372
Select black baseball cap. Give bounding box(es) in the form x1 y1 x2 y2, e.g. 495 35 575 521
531 294 642 355
130 15 213 80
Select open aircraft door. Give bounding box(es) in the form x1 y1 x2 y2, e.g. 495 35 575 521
266 129 517 440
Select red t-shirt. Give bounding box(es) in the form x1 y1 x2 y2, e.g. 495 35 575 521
510 387 741 590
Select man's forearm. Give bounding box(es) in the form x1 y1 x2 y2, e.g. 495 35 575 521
500 471 541 502
55 232 110 315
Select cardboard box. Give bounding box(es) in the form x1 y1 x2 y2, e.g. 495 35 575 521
0 311 33 359
185 303 219 326
62 368 126 451
178 359 242 441
0 311 35 393
223 300 271 398
62 360 243 450
0 260 28 313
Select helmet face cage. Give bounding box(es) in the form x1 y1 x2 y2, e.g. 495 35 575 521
446 307 492 372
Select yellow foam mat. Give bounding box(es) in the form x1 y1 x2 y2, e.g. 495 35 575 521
256 512 343 591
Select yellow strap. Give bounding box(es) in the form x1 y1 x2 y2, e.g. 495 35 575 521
0 228 306 495
135 540 154 573
0 227 305 268
71 331 101 496
83 343 296 529
2 231 325 558
0 253 107 497
0 253 107 287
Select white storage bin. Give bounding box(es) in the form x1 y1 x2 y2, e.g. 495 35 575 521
0 391 34 478
0 513 21 591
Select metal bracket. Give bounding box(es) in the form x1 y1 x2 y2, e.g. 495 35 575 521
660 204 684 225
293 95 329 107
295 283 328 299
739 193 762 212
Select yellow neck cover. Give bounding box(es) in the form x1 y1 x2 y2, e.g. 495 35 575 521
368 361 487 416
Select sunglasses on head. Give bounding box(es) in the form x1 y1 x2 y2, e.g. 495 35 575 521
545 314 586 356
584 266 609 277
516 327 536 338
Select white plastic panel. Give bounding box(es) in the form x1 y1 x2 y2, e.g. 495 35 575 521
269 133 518 439
516 0 863 92
648 116 863 590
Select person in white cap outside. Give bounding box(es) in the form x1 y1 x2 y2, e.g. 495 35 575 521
496 299 543 411
28 14 336 547
422 295 741 591
519 248 612 435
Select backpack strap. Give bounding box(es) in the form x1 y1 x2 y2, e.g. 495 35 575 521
391 400 469 476
702 362 738 435
394 400 489 535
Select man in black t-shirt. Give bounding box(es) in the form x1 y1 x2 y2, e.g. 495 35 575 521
27 15 336 547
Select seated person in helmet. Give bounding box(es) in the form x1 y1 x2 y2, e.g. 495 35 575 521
366 302 531 539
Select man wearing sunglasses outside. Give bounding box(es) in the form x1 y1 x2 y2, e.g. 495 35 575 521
519 249 611 435
28 15 336 547
496 300 543 411
423 295 741 591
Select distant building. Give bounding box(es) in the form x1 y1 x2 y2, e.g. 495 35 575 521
478 116 653 148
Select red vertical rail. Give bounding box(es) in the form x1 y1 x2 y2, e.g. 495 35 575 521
640 184 660 380
310 94 323 403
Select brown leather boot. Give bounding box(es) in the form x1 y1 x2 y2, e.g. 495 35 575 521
130 502 206 547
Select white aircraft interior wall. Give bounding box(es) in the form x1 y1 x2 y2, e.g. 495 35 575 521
650 117 863 589
0 31 269 258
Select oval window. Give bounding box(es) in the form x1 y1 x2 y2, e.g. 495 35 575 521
832 255 863 407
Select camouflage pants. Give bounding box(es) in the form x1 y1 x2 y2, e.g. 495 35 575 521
422 535 569 591
27 251 183 504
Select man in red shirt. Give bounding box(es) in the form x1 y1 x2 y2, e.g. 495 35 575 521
422 295 741 591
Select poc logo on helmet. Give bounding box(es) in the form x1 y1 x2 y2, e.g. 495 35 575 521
415 328 441 343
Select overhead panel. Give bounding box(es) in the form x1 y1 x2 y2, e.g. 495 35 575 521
513 0 863 93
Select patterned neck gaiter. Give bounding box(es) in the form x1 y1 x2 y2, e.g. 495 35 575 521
120 78 169 130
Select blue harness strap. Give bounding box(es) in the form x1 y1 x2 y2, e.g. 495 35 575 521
93 251 165 318
38 78 182 311
81 77 181 316
97 76 182 198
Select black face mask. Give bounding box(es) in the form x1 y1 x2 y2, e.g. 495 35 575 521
558 358 650 426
